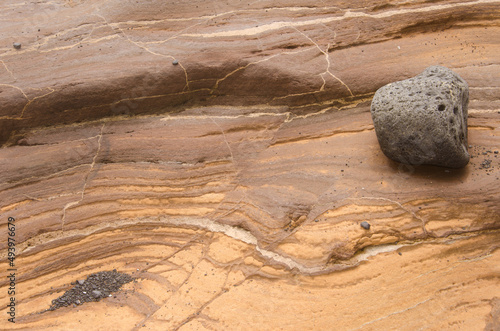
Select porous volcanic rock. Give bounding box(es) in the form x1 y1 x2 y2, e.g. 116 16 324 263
371 66 470 168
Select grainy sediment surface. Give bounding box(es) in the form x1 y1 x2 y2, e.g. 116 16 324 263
0 1 499 330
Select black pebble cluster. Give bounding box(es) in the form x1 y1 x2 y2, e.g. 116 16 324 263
470 146 498 175
49 269 133 311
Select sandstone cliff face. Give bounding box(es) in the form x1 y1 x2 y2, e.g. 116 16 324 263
0 1 499 330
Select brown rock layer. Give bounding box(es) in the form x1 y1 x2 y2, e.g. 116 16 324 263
0 0 499 330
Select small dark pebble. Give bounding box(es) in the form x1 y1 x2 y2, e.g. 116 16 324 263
172 59 179 65
398 252 402 256
360 221 371 230
314 219 319 222
13 42 21 49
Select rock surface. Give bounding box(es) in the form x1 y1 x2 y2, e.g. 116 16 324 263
371 66 470 168
0 1 499 330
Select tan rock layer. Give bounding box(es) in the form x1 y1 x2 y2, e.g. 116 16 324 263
0 0 499 144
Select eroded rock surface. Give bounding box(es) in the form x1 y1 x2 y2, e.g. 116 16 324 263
371 66 470 168
0 1 499 330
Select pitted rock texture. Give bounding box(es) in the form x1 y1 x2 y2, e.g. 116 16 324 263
0 1 499 330
371 66 470 168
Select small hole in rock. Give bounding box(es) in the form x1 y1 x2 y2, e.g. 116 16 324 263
453 107 458 114
438 104 446 111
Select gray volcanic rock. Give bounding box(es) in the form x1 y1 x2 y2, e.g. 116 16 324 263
371 66 470 168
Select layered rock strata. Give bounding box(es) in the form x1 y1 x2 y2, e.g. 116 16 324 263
0 0 499 330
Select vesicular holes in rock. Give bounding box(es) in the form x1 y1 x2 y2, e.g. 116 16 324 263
371 66 470 167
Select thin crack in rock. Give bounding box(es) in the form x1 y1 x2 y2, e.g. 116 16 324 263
61 124 105 231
